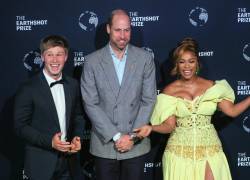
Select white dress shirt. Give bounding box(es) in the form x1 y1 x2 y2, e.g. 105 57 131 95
43 70 66 141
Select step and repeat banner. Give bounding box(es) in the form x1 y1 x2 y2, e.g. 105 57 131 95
0 0 250 179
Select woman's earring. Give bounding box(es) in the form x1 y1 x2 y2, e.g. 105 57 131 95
196 68 199 75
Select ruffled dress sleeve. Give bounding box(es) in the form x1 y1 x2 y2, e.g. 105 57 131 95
213 80 235 103
197 79 236 115
150 94 177 125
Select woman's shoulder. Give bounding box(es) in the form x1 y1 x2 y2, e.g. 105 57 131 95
197 77 214 87
162 80 179 95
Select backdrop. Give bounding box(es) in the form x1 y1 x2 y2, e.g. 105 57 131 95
0 0 250 179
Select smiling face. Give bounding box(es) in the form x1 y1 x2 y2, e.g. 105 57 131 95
41 46 67 80
107 12 131 53
171 38 200 77
177 51 198 80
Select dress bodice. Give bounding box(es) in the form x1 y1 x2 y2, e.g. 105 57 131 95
150 80 235 160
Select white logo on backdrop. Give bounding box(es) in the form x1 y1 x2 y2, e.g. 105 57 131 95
73 51 85 66
243 43 250 61
144 162 162 172
243 115 250 133
189 7 208 27
22 169 29 180
238 152 250 166
79 11 98 31
129 11 160 27
23 50 43 71
16 16 48 31
198 51 214 57
237 8 250 23
237 81 250 95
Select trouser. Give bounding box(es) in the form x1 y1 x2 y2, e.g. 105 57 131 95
94 154 146 180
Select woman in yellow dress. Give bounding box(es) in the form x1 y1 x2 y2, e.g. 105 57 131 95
135 38 250 180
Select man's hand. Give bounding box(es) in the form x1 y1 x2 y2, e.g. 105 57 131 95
69 136 81 153
52 132 72 152
115 134 134 153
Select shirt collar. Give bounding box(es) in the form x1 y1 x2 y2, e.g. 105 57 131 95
43 69 62 86
109 43 128 59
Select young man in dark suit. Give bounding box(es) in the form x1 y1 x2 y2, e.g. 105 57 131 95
14 35 85 180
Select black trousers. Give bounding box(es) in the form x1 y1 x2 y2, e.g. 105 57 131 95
94 155 146 180
51 154 72 180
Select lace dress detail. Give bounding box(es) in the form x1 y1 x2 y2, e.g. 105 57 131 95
151 80 235 180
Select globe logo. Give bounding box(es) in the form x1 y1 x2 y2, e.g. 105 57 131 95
22 169 29 180
23 50 43 72
243 43 250 61
79 11 98 31
142 47 154 59
243 115 250 133
189 7 208 27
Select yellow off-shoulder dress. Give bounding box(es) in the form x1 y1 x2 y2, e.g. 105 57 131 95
151 80 235 180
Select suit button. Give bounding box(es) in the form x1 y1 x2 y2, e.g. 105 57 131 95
114 105 117 109
129 121 132 124
130 104 134 107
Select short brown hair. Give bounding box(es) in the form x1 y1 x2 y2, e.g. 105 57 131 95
107 9 130 27
40 35 69 54
171 37 200 76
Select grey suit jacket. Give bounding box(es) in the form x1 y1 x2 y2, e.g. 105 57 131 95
81 44 156 160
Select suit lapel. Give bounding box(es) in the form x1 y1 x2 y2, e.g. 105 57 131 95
100 45 120 98
38 73 61 129
63 77 71 131
118 45 137 102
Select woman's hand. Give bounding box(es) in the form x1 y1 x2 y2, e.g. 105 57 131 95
133 125 152 138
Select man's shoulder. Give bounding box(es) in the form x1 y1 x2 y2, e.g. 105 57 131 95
21 73 41 86
64 75 78 86
85 45 108 62
16 73 43 94
128 44 152 58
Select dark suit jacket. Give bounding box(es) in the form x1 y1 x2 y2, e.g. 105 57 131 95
14 72 84 180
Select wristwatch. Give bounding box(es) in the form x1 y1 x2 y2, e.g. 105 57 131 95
129 133 141 144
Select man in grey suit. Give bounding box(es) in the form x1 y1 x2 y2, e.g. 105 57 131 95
80 9 156 180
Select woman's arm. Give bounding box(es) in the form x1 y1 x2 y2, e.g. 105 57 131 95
133 116 176 138
218 97 250 117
